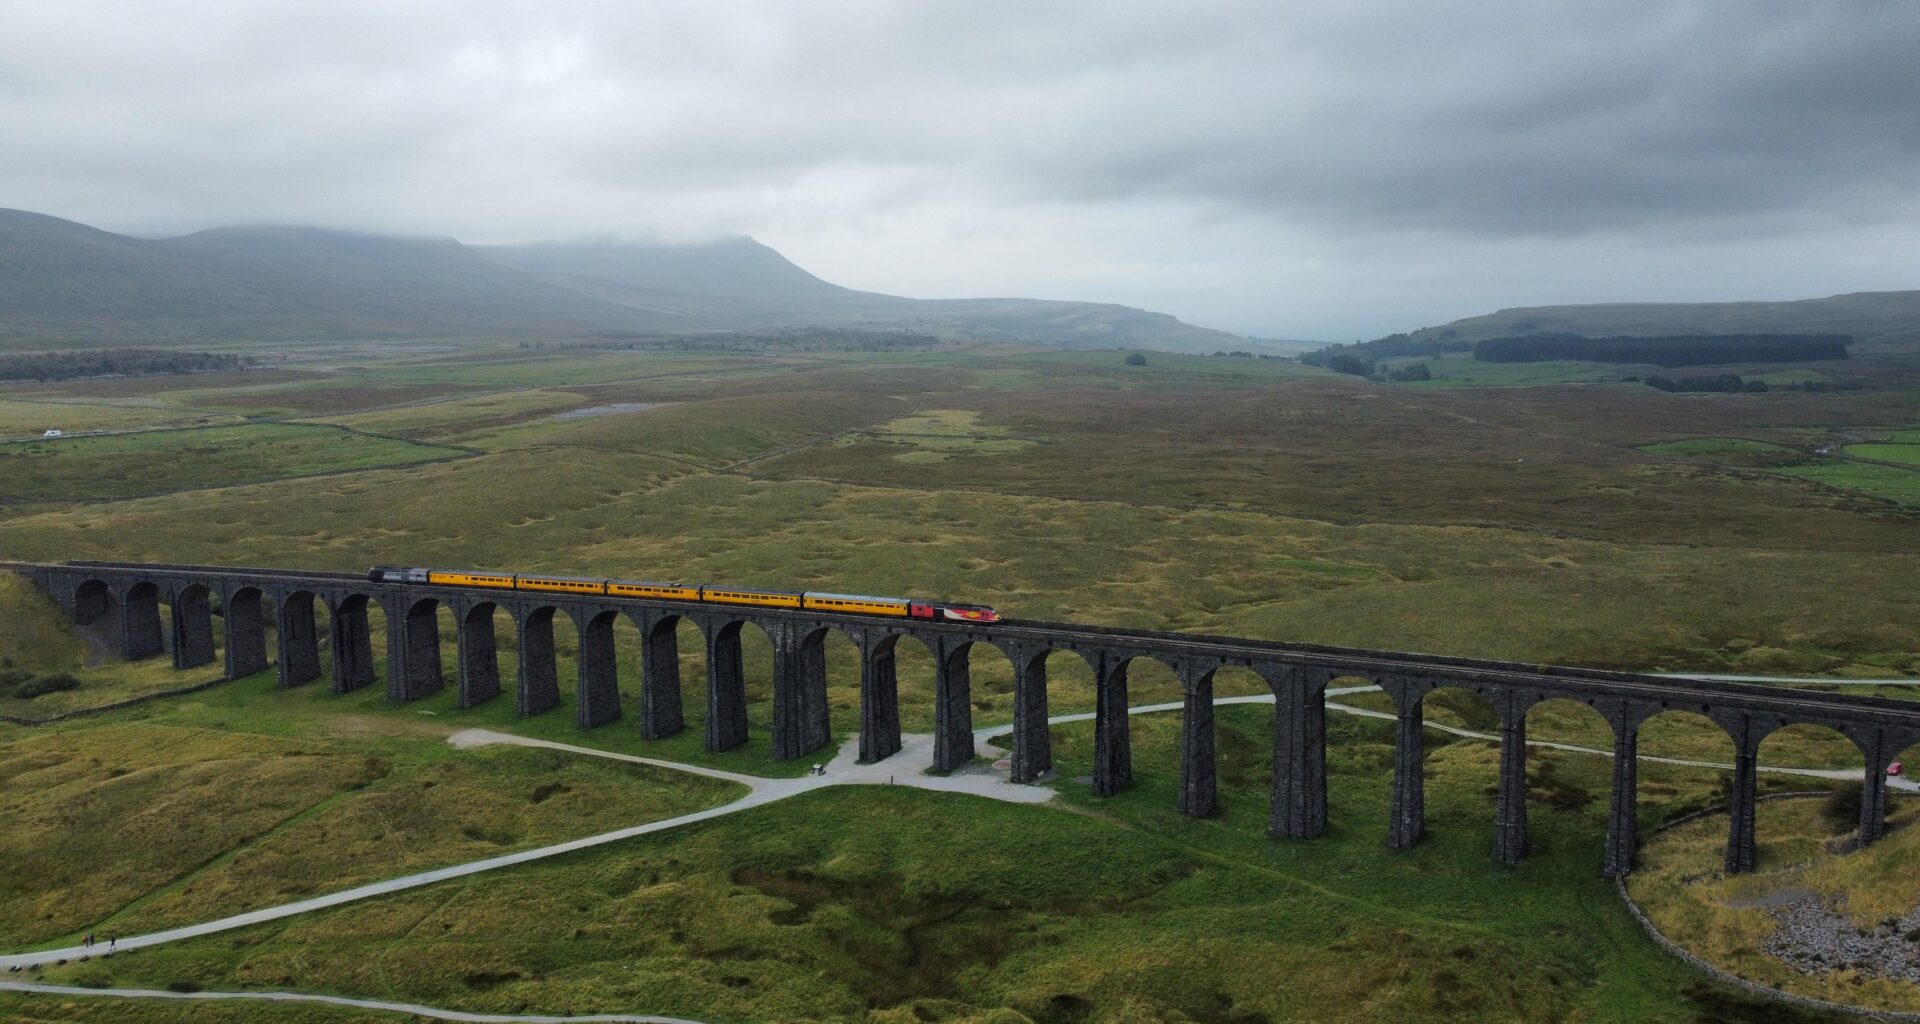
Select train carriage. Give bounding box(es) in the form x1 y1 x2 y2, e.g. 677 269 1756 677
364 567 997 622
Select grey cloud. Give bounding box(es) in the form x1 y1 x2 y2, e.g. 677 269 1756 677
0 0 1914 338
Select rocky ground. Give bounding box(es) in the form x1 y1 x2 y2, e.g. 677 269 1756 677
1759 892 1920 983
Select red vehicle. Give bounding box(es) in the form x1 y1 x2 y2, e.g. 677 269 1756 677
1889 761 1904 777
908 601 1001 623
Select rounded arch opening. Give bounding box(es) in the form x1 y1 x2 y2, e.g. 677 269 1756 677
222 585 270 679
1413 684 1503 832
325 591 386 695
120 580 164 661
72 578 116 626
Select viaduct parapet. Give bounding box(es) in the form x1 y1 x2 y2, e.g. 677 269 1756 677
14 559 1918 878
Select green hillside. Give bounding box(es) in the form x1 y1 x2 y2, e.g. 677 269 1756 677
0 209 1247 352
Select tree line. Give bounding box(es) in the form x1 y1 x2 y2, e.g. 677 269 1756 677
1474 333 1851 367
1630 374 1863 394
1301 331 1472 367
0 348 249 382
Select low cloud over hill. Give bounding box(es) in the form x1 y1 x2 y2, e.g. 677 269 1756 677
0 209 1244 352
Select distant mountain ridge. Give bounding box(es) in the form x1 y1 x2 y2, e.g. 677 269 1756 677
0 209 1244 351
1400 291 1920 349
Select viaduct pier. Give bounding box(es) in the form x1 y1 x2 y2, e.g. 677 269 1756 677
13 559 1919 878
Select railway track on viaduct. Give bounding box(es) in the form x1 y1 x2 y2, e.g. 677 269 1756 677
9 558 1917 879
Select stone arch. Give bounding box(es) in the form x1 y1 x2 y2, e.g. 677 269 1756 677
878 629 942 738
1756 721 1864 846
166 582 218 673
1882 733 1920 842
222 585 269 679
965 640 1019 771
850 628 936 765
1167 663 1266 824
325 591 381 695
276 589 325 688
72 578 116 627
71 578 122 655
694 615 779 753
1517 697 1621 866
1637 707 1747 871
120 580 164 660
385 594 446 703
626 610 695 741
1636 705 1739 764
791 623 862 759
455 600 504 708
931 634 979 773
513 604 563 717
1100 654 1185 795
1025 645 1099 747
1383 682 1506 855
571 607 622 729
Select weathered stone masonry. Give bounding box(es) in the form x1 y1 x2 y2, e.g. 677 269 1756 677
20 560 1920 878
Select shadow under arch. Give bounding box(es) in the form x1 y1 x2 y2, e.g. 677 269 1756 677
121 580 164 661
324 591 383 695
167 582 218 672
454 599 506 708
510 603 565 718
222 584 269 680
784 623 862 761
384 593 446 704
72 578 122 655
628 610 694 740
694 615 778 754
570 606 624 730
276 588 327 688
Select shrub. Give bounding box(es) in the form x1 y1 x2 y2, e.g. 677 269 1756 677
1822 782 1863 832
1326 353 1374 376
0 667 33 695
1125 352 1147 366
13 673 80 699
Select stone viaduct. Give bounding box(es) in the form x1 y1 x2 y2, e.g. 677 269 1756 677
15 559 1920 878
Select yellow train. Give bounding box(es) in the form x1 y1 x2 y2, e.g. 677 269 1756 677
366 566 1001 622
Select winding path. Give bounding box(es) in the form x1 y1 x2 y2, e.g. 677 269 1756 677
4 683 1907 1015
0 981 702 1023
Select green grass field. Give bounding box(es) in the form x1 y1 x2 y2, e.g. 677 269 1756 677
25 706 1799 1024
1 342 1917 1020
0 423 468 503
1844 441 1920 466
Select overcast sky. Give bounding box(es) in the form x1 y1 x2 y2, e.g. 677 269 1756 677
3 2 1916 340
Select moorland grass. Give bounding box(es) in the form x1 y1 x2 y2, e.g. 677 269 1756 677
2 344 1916 1020
1628 795 1920 1015
0 423 468 503
0 707 738 948
0 397 239 439
37 707 1820 1023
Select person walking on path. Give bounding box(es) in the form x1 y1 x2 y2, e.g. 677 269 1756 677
82 933 92 948
107 935 115 951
